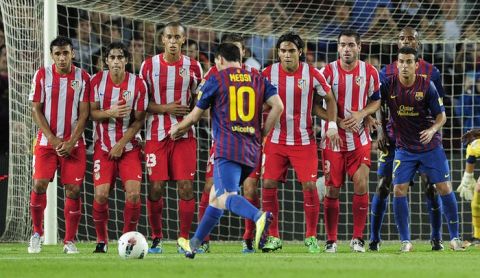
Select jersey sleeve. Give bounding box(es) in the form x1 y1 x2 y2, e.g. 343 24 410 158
263 77 278 102
134 78 148 112
29 68 44 102
467 139 480 158
80 70 91 102
379 66 387 84
431 65 445 98
90 73 100 103
196 75 219 110
139 59 152 97
426 80 445 116
312 67 331 96
368 65 381 100
190 60 203 96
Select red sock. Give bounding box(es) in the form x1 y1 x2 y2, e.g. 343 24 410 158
324 196 339 242
352 193 369 239
30 191 47 235
93 200 109 243
123 201 141 233
262 188 279 237
64 197 81 243
147 198 164 239
179 198 195 239
198 191 210 241
243 196 259 240
303 189 320 238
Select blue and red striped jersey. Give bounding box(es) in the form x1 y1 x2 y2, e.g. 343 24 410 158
380 58 444 142
381 74 445 153
196 67 277 167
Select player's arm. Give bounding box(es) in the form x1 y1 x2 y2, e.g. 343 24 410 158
263 94 284 137
90 101 130 120
458 139 480 200
312 94 328 120
109 110 147 159
419 81 446 145
32 102 62 149
170 76 217 140
342 97 381 130
170 107 204 140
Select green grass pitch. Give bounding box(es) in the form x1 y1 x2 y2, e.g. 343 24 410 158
1 242 479 278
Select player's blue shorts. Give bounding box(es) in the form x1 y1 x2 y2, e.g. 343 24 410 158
377 144 395 177
213 158 253 197
393 146 450 186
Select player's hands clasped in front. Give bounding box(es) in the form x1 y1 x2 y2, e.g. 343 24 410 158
169 124 189 141
56 140 75 157
326 127 342 149
419 128 436 145
457 173 476 201
107 103 131 118
48 135 63 150
109 143 124 160
165 100 190 116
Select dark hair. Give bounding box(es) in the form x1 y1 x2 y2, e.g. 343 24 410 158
104 41 130 60
276 31 305 52
163 21 186 34
337 29 361 44
215 43 241 63
221 33 245 49
49 36 73 52
397 46 418 61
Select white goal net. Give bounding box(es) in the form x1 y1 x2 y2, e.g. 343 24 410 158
1 0 479 243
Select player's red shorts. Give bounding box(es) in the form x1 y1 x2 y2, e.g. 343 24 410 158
145 137 197 182
322 144 371 188
92 145 143 187
263 142 318 183
33 143 86 186
206 142 263 180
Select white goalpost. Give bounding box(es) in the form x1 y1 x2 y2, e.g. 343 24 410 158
1 0 478 243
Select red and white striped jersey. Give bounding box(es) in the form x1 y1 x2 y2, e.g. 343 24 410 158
29 64 90 146
90 71 148 152
262 62 331 146
140 54 202 141
320 59 380 152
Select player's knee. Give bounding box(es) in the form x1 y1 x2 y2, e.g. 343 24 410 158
33 180 49 194
263 179 278 189
94 191 109 204
243 181 258 199
178 181 194 200
301 181 316 191
393 185 408 197
126 191 141 203
65 184 80 199
325 186 340 199
148 182 165 200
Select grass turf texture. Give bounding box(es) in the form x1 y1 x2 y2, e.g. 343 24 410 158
1 242 479 278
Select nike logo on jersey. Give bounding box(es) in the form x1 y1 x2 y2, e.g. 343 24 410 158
311 174 317 178
75 177 82 182
137 175 142 179
445 174 450 178
363 157 369 161
390 95 396 99
190 172 195 176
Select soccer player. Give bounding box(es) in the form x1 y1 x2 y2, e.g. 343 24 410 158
319 30 381 253
140 21 202 254
457 129 480 246
261 32 340 253
173 42 283 259
382 46 463 252
28 36 90 254
90 42 147 253
198 33 261 253
369 27 446 251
